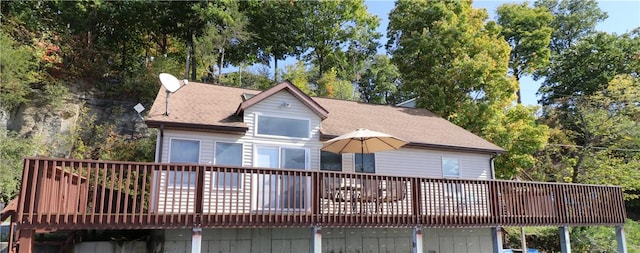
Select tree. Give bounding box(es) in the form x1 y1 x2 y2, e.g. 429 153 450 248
357 54 402 105
497 3 553 104
0 31 39 110
537 74 640 199
0 131 44 203
316 68 354 100
240 0 307 81
300 0 380 81
534 0 608 55
387 0 514 134
282 61 314 95
538 31 640 105
486 105 549 179
195 2 252 84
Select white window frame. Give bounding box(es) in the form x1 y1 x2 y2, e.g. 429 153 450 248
167 138 201 188
442 157 461 178
254 114 311 140
213 141 244 190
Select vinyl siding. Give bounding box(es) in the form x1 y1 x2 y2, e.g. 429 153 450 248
154 91 495 213
360 148 491 179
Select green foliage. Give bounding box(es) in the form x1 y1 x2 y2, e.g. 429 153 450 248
195 1 252 84
487 105 550 179
316 68 354 100
300 0 380 80
506 221 640 253
388 0 515 134
67 107 156 162
537 74 640 199
538 32 640 105
0 131 45 203
282 61 314 95
0 31 34 110
357 54 402 105
497 2 553 103
534 0 608 54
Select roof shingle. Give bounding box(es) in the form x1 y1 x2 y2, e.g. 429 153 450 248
146 81 504 153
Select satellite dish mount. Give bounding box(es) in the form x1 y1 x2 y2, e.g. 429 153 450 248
159 73 188 116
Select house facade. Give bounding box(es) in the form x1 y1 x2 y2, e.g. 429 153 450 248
4 80 627 253
146 81 504 253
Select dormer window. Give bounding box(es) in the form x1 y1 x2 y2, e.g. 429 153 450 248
256 115 310 139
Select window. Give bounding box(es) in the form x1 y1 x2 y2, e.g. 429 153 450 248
214 142 243 189
320 151 342 171
255 146 307 169
256 115 309 138
355 153 375 173
442 157 460 177
168 139 199 187
255 146 308 210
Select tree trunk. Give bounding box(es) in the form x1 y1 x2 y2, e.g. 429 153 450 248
191 41 197 81
218 48 225 84
515 71 522 104
184 40 191 79
274 57 279 82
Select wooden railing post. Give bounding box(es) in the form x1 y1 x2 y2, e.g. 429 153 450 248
411 178 422 224
194 165 204 226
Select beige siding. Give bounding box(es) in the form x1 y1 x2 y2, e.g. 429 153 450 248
244 91 323 170
154 91 495 213
361 148 492 180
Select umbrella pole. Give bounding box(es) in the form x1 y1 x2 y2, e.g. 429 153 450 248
361 138 364 172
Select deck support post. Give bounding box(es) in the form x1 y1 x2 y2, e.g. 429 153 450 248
491 227 503 253
311 226 322 253
559 226 571 253
412 227 423 253
616 225 627 253
191 227 202 253
16 229 34 253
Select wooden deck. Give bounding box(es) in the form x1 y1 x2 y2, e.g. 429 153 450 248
13 157 626 231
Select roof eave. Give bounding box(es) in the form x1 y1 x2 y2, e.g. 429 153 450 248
319 134 504 154
145 120 248 134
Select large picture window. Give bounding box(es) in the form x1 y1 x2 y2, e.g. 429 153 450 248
320 151 342 171
256 115 309 138
214 142 243 189
442 157 460 178
355 153 375 173
168 139 199 187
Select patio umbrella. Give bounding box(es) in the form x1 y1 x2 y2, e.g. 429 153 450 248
322 128 409 169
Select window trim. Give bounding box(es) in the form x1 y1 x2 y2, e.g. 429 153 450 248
442 156 461 178
167 138 201 188
213 141 244 190
254 114 311 140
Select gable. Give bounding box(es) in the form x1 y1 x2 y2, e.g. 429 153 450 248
235 81 328 120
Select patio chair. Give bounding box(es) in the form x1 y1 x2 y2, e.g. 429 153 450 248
356 178 382 214
379 180 407 213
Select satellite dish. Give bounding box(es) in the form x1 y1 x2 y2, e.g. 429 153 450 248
159 73 180 93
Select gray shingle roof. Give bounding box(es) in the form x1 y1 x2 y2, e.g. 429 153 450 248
146 81 504 153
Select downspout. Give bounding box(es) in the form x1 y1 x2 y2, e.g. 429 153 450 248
489 153 497 179
151 124 164 213
156 124 164 163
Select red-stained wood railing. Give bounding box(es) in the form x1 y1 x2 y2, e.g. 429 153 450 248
15 158 626 230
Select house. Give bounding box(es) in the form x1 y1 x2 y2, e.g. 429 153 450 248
5 80 627 253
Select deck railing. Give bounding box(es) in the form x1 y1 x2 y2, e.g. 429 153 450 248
15 158 626 230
